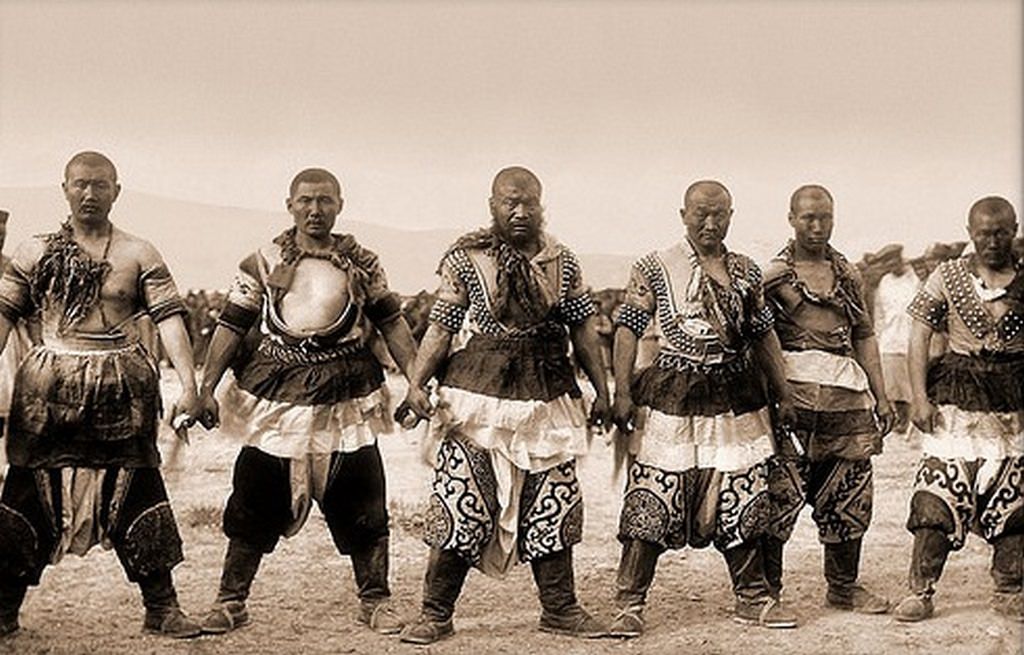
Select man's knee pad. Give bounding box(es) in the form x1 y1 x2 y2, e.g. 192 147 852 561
0 505 42 583
907 490 956 534
112 502 184 581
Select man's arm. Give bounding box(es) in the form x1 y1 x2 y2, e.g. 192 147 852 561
155 314 199 431
0 239 43 355
853 334 895 435
611 325 638 432
908 320 938 433
0 316 14 357
376 315 419 381
751 329 795 426
194 325 244 428
569 315 611 427
401 323 453 422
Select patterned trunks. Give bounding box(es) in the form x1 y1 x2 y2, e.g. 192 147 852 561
618 459 771 551
766 454 873 544
423 437 583 566
7 339 162 469
907 456 1024 549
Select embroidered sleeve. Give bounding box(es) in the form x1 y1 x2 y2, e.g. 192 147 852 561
0 242 40 323
218 252 264 335
556 249 595 326
743 259 775 338
614 261 654 336
428 253 470 332
138 243 186 324
907 267 947 331
361 255 402 326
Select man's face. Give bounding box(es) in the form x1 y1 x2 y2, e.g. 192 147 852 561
63 162 120 223
490 180 543 246
681 187 732 250
789 193 834 251
287 181 342 240
968 211 1017 268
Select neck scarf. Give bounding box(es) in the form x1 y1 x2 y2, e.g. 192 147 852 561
444 226 548 323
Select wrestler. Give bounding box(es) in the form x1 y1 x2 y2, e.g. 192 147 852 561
760 185 892 616
194 168 417 635
607 180 797 637
0 151 201 639
398 166 610 644
894 196 1023 622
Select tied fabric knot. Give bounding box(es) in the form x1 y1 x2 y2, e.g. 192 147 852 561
442 227 551 323
682 239 750 350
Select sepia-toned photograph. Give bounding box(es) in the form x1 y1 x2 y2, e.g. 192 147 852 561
0 1 1021 653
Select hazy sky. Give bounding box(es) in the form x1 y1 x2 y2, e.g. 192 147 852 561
1 0 1020 262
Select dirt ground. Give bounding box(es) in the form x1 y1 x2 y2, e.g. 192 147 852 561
1 373 1021 655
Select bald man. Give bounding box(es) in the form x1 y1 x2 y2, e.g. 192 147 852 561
608 180 797 636
895 196 1023 622
399 166 610 644
193 168 418 635
0 152 201 638
760 185 893 617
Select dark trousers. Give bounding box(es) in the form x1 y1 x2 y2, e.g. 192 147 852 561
217 445 392 607
222 445 389 555
0 466 185 621
0 466 184 585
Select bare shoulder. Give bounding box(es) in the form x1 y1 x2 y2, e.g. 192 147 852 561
8 236 48 271
112 227 166 268
761 257 790 288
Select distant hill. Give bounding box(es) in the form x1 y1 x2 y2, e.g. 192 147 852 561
0 187 632 294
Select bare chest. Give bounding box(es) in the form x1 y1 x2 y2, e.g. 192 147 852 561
792 260 836 297
278 258 351 331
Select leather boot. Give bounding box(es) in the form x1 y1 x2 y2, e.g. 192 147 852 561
724 540 797 629
608 539 660 638
138 569 201 639
351 536 403 634
0 580 27 638
761 534 785 600
399 548 471 645
530 548 606 638
991 534 1023 622
824 538 889 613
200 539 263 634
894 528 950 622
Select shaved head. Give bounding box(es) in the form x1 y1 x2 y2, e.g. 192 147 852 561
789 184 834 213
968 196 1017 227
64 151 118 182
491 166 542 196
289 168 342 199
682 180 731 209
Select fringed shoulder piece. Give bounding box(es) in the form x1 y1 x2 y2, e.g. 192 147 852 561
29 221 112 333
